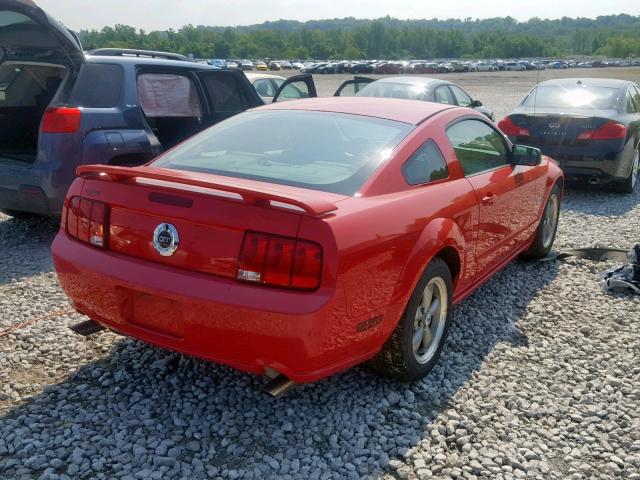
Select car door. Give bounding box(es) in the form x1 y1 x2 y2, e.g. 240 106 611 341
446 118 539 276
448 85 473 108
334 76 375 96
272 74 317 102
194 69 263 124
631 86 640 144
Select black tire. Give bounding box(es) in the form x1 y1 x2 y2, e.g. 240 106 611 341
0 208 37 219
369 258 453 382
613 149 639 194
522 184 561 260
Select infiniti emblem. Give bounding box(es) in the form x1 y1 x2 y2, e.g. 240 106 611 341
548 122 561 129
153 223 179 256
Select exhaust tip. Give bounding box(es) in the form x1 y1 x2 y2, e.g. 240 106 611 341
262 374 296 397
588 177 600 185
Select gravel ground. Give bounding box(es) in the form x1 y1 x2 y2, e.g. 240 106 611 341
1 69 640 480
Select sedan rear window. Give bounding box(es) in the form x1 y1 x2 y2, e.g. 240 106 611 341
522 85 619 110
152 110 413 195
357 82 426 100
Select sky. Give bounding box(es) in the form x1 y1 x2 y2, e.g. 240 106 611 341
37 0 639 31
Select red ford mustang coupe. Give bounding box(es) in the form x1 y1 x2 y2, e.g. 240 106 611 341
52 98 563 387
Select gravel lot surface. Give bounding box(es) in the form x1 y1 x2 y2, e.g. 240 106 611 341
1 69 639 480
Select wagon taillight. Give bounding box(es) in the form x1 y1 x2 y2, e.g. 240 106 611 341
66 196 108 248
237 231 323 291
41 107 82 133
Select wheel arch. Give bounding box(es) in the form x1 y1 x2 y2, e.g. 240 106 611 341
390 217 466 308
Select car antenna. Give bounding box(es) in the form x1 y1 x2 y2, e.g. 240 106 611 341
533 46 542 117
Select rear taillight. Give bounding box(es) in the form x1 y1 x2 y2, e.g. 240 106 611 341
66 196 108 248
237 232 323 290
577 120 627 141
497 116 530 137
41 107 82 133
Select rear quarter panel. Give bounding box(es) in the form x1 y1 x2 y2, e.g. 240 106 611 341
309 108 484 353
316 181 478 357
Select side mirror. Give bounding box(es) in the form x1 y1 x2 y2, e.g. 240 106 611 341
471 99 483 107
512 144 542 166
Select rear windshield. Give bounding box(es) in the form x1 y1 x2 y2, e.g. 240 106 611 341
0 11 35 27
152 110 413 195
522 85 620 110
0 63 65 106
357 82 425 100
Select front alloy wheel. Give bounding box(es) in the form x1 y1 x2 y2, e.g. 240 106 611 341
522 183 561 260
412 277 448 365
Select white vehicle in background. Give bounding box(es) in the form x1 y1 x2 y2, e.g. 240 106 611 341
226 61 238 69
472 61 499 72
292 62 304 69
503 61 526 71
240 61 255 71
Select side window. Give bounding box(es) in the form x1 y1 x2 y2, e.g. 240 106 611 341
137 72 202 118
626 88 638 113
450 85 473 107
446 119 509 176
434 86 454 105
253 78 275 98
71 64 122 108
402 140 449 185
200 73 249 113
629 86 640 113
274 81 309 101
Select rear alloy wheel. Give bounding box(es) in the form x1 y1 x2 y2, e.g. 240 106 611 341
369 258 453 382
522 184 561 260
614 149 639 194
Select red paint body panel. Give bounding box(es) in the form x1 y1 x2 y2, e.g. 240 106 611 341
52 102 563 383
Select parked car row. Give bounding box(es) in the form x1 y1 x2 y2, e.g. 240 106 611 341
205 58 640 75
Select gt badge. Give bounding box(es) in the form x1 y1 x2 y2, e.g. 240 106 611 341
153 223 179 256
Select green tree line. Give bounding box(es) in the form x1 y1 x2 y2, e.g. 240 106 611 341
77 15 640 60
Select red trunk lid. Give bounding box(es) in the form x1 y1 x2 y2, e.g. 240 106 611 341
77 165 345 279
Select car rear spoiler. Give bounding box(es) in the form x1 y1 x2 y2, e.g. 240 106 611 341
76 165 338 216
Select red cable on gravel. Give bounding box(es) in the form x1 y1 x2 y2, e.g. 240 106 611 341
0 308 75 338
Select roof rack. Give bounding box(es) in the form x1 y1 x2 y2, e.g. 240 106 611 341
87 48 192 62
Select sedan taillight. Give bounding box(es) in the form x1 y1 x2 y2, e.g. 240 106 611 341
577 120 627 141
497 116 530 137
237 231 323 291
66 196 108 248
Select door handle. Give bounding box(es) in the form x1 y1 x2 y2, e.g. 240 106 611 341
481 193 496 205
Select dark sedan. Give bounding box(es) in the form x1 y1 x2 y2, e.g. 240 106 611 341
354 77 495 121
498 78 640 193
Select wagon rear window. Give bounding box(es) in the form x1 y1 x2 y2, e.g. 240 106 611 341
152 110 413 195
71 64 122 108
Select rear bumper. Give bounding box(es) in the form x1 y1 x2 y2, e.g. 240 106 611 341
510 140 629 182
52 233 387 382
0 161 71 215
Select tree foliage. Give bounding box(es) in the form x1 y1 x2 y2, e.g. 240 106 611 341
77 14 640 59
